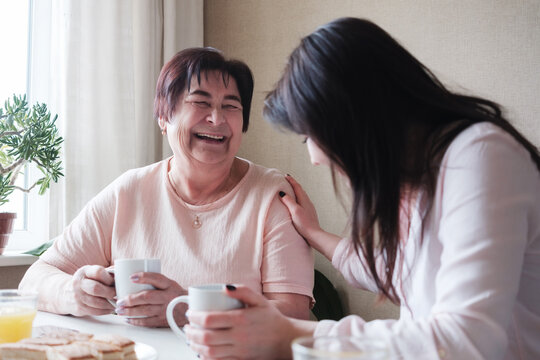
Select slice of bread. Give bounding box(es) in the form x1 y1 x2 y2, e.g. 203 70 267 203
76 340 123 360
34 327 93 343
46 343 98 360
123 351 138 360
0 342 49 360
0 329 139 360
91 334 136 357
49 333 94 343
19 337 71 347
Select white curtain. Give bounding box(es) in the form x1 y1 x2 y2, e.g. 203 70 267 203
29 0 203 238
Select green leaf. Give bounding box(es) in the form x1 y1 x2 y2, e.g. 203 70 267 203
0 94 64 204
22 240 54 256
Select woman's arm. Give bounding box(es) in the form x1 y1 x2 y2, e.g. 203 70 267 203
19 182 118 316
19 259 115 316
259 179 316 318
279 175 341 260
264 292 311 319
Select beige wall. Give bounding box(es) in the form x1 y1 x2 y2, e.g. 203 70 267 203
204 0 540 320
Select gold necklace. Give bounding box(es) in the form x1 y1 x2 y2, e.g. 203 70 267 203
192 215 202 229
167 163 235 230
167 171 203 229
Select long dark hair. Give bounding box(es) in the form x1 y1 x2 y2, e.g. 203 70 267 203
264 17 540 303
154 47 254 132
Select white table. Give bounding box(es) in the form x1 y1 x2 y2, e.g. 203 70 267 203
33 311 197 359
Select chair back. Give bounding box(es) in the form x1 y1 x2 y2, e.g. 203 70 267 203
312 269 344 321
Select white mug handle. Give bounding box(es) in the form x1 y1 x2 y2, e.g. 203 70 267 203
166 296 189 341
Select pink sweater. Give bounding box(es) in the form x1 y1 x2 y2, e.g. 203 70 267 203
22 158 314 312
315 123 540 360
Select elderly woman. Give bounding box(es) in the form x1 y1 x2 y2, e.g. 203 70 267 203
19 47 314 327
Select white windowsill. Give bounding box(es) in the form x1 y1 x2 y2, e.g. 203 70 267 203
0 252 38 267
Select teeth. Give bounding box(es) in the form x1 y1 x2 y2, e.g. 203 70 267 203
197 133 224 140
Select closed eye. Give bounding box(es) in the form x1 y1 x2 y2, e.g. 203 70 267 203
223 104 241 111
192 101 211 108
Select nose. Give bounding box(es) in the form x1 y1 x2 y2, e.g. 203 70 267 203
206 107 225 125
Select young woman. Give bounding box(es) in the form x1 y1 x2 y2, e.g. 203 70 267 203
184 18 540 359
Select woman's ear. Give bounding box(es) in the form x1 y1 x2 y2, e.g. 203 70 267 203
158 117 167 134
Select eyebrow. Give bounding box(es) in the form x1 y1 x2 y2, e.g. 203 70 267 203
188 89 241 103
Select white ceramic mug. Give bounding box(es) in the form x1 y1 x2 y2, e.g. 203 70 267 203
111 258 161 302
166 284 244 341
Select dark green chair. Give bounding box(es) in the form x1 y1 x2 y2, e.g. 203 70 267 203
311 269 344 321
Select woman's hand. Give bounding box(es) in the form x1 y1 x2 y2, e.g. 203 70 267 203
280 175 322 241
280 175 342 261
69 265 116 316
185 285 316 360
114 272 187 328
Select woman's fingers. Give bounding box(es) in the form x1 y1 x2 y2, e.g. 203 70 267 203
76 292 115 315
279 182 321 241
187 307 245 330
79 277 115 299
279 192 305 224
86 265 115 286
118 274 185 306
111 274 186 325
116 302 162 316
223 284 267 308
185 324 234 346
186 285 268 330
78 282 115 309
187 337 235 358
130 272 172 290
72 266 116 314
285 174 309 203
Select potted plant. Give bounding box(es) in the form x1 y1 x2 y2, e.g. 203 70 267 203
0 94 64 254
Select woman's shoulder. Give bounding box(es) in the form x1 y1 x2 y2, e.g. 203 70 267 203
240 157 290 190
107 159 167 192
444 122 532 165
80 160 167 217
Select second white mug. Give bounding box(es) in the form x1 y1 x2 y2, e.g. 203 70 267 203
166 284 244 341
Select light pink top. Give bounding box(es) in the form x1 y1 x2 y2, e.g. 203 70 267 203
23 158 314 312
315 123 540 360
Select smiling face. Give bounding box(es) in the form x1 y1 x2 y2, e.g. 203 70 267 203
161 70 244 167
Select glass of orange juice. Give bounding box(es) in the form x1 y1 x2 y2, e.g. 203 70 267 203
0 289 38 343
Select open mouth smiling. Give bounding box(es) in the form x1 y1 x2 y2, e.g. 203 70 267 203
195 133 226 143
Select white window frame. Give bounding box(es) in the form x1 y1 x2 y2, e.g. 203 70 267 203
3 0 50 252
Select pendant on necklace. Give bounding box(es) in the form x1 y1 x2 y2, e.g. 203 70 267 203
192 215 202 229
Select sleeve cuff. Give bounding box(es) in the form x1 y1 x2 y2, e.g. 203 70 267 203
331 237 351 269
263 283 315 309
314 319 339 336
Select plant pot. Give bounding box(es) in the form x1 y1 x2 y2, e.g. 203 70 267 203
0 212 17 255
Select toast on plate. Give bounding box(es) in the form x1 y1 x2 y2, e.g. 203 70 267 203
91 334 136 358
0 342 50 360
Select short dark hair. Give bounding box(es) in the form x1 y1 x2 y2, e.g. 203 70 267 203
154 47 254 132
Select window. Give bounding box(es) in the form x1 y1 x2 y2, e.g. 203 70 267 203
1 0 49 251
